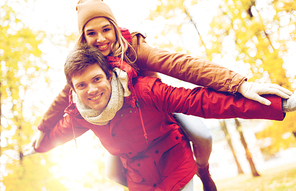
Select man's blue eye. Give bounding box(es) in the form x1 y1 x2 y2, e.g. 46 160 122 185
78 84 85 88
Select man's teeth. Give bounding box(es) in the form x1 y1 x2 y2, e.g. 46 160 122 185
92 95 101 100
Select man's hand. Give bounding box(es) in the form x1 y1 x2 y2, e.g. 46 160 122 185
238 81 292 106
23 130 45 156
283 93 296 112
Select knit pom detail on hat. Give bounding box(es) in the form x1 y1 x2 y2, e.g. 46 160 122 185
76 0 117 33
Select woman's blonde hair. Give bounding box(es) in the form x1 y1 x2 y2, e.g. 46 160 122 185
77 17 138 71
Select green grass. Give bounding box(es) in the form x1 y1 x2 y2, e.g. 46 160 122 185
198 162 296 191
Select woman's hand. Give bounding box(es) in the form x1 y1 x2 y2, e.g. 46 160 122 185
238 81 292 105
23 130 45 156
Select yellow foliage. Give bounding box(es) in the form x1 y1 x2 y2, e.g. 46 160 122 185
256 112 296 155
147 0 296 156
3 155 67 191
1 3 70 190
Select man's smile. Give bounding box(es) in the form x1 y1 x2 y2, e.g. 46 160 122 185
89 93 103 101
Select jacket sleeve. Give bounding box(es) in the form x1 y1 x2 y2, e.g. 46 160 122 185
131 32 246 93
35 114 89 153
37 84 70 132
138 78 285 121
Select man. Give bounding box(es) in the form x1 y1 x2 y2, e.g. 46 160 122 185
24 44 296 191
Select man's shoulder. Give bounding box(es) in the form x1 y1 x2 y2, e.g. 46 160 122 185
133 76 159 89
132 76 162 98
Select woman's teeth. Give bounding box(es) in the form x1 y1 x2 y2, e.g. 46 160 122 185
99 44 108 50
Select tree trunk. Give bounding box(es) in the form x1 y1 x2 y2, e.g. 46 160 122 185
220 120 244 174
0 81 2 157
234 118 260 177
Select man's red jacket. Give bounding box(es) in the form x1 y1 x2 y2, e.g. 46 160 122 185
35 76 284 191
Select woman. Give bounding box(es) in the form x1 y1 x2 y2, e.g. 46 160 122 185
34 1 292 191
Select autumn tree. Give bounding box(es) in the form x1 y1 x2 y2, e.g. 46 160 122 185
234 118 260 177
0 3 67 190
253 0 296 155
1 1 125 190
148 0 296 166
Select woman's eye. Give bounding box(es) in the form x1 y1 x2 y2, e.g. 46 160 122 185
103 28 111 33
95 77 101 82
86 32 95 36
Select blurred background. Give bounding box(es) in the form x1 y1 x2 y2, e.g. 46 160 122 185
1 0 296 190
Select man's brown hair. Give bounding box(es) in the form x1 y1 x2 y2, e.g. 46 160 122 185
64 44 112 89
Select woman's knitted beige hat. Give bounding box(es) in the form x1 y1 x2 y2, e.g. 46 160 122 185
76 0 117 33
